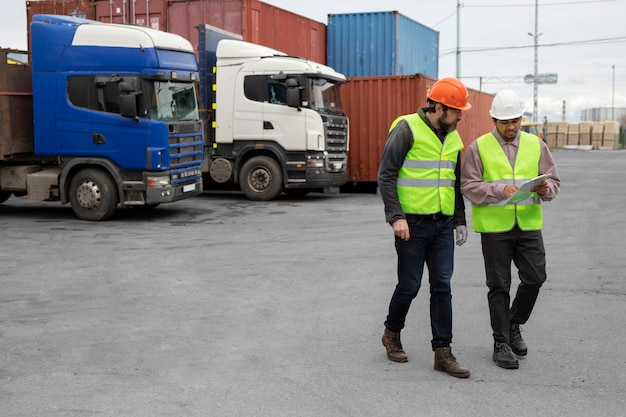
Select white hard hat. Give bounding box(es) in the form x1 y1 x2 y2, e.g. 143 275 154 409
489 89 525 120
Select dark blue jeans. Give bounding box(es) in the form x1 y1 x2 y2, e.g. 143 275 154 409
384 215 455 350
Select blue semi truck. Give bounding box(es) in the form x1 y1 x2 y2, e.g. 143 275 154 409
0 15 203 220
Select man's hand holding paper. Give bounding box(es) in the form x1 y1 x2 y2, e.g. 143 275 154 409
531 181 548 196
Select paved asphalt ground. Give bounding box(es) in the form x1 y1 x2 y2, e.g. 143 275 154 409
1 149 625 417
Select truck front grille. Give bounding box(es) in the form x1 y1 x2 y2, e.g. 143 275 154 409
322 115 348 153
168 122 204 185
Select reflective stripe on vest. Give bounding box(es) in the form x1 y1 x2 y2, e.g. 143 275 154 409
471 132 543 232
391 114 463 216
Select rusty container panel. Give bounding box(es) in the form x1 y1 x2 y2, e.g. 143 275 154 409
461 87 497 151
26 0 95 20
342 74 494 183
243 0 326 63
165 0 244 48
27 1 327 64
163 0 326 63
93 0 164 27
0 50 34 160
26 0 97 51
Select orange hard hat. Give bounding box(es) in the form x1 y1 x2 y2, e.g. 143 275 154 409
427 78 472 111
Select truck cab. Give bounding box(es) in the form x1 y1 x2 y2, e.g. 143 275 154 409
198 25 349 200
0 15 204 220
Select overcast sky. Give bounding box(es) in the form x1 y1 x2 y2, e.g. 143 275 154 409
2 0 625 123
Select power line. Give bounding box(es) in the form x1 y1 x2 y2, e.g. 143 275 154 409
466 0 622 7
440 36 626 56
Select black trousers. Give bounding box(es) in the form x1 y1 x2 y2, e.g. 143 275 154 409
480 225 546 344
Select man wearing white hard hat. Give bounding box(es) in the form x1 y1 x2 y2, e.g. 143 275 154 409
460 89 561 370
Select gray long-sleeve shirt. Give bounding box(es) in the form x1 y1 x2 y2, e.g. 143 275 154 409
460 128 560 205
377 108 467 227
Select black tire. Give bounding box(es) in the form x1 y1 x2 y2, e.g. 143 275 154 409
69 168 119 221
0 190 11 204
239 156 283 201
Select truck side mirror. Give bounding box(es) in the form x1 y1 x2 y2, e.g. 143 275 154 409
285 78 301 109
119 81 136 93
119 80 140 119
120 95 138 118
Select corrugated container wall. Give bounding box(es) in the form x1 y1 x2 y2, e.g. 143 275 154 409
162 0 328 62
0 50 34 159
25 0 96 52
342 75 494 183
327 11 438 78
26 0 326 64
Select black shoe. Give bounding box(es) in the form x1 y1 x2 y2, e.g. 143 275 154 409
493 342 519 369
509 323 527 357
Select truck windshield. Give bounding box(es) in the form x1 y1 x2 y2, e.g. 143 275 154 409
307 78 344 115
149 81 199 121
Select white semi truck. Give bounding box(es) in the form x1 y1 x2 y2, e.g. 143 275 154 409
197 24 349 200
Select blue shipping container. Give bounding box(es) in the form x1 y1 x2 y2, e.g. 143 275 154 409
327 11 439 78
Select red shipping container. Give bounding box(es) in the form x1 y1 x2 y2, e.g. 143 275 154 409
26 1 326 63
26 0 95 19
25 0 96 51
342 74 494 184
168 0 326 63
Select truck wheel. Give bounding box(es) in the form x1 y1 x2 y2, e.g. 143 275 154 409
239 156 283 201
0 191 11 204
69 168 119 221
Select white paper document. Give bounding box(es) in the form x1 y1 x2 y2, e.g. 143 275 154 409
504 173 551 205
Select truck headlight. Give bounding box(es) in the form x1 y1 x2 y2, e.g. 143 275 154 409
307 159 325 168
147 176 171 187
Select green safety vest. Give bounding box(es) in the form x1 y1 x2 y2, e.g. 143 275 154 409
471 132 543 232
391 114 463 216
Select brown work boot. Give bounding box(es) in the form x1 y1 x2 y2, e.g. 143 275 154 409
382 328 408 362
434 347 470 378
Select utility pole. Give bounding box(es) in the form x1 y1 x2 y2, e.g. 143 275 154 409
531 0 539 123
612 65 616 121
456 0 461 78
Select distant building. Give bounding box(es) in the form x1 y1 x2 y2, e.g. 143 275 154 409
580 107 626 122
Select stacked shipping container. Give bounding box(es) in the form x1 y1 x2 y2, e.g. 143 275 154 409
26 0 326 63
327 11 438 78
327 11 495 184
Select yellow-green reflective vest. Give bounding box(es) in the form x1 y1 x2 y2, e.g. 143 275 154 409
471 132 543 233
391 114 463 216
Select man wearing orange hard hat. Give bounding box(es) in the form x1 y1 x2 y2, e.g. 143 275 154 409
378 77 472 378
